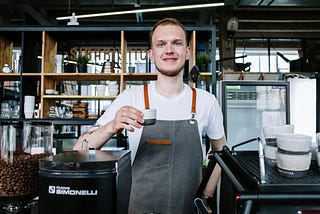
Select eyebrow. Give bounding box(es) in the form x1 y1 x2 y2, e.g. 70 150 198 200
155 38 184 43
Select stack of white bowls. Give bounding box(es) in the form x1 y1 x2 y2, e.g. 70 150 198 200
262 124 294 167
276 133 312 178
107 81 119 96
314 133 320 168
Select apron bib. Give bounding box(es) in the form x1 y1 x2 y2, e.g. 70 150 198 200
128 85 203 214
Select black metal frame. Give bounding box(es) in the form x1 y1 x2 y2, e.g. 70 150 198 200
214 146 320 214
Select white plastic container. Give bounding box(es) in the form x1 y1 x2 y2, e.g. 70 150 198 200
276 151 312 171
262 124 294 139
276 133 312 152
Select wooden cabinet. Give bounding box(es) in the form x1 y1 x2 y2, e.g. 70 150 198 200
0 25 216 120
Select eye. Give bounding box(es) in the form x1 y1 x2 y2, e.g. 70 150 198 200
174 41 183 47
156 41 165 47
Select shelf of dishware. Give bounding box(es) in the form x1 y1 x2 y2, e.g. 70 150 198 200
43 95 118 99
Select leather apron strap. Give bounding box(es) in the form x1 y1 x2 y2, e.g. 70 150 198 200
144 84 150 109
144 84 197 118
191 87 196 114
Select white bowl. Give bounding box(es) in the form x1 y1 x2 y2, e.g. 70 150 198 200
264 144 277 159
262 124 294 139
264 144 277 167
317 133 320 147
276 133 312 152
276 151 311 171
316 149 320 167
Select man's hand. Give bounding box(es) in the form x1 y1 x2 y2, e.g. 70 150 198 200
110 106 145 133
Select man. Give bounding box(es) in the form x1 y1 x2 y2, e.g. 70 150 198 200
74 18 226 213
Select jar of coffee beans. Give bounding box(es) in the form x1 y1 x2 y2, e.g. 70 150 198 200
0 121 53 205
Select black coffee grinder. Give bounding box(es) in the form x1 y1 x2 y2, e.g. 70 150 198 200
38 150 132 214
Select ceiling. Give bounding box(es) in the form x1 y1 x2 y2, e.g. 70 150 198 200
0 0 320 38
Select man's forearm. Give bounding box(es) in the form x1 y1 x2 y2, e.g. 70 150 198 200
73 122 116 150
203 164 221 198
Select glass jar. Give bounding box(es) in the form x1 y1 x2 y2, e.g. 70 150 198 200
1 102 11 118
0 121 53 211
2 64 12 73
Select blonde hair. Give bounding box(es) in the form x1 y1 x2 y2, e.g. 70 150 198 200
149 18 188 48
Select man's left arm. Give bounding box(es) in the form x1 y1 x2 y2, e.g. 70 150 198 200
203 135 227 198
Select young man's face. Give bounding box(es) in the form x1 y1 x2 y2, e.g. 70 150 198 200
149 24 190 77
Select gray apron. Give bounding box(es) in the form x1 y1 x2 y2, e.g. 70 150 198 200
128 85 203 214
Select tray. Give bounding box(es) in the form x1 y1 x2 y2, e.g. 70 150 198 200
215 147 320 193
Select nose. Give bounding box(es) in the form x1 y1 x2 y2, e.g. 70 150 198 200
165 43 174 54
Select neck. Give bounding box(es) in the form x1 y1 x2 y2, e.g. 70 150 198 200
155 73 184 98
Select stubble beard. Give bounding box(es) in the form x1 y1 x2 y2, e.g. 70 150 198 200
155 62 186 77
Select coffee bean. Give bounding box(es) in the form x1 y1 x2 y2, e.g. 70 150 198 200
0 153 50 197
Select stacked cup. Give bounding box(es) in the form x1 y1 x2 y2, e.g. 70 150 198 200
107 81 119 96
96 85 106 96
276 133 312 178
24 96 35 118
262 124 294 167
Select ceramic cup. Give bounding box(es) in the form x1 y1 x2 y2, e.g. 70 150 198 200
108 84 119 96
96 85 106 96
142 109 156 125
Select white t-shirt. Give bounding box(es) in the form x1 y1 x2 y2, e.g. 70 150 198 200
96 82 225 161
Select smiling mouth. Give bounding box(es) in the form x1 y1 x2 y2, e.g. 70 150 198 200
163 57 177 62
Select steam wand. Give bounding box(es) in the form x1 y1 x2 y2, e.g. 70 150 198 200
231 137 266 184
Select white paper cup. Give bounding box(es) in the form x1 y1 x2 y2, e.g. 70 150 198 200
142 109 156 125
24 104 35 109
24 95 35 105
24 111 34 119
24 96 35 118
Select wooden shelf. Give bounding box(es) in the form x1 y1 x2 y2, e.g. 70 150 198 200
200 72 212 76
42 72 157 81
22 73 42 76
0 73 20 81
0 73 42 81
43 95 117 99
43 73 121 81
0 118 96 125
200 72 213 81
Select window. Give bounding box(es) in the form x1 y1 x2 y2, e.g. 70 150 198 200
235 39 301 73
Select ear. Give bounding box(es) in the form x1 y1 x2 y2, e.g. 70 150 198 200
148 49 154 61
186 46 191 60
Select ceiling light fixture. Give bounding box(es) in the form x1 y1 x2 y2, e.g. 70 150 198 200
56 2 225 20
